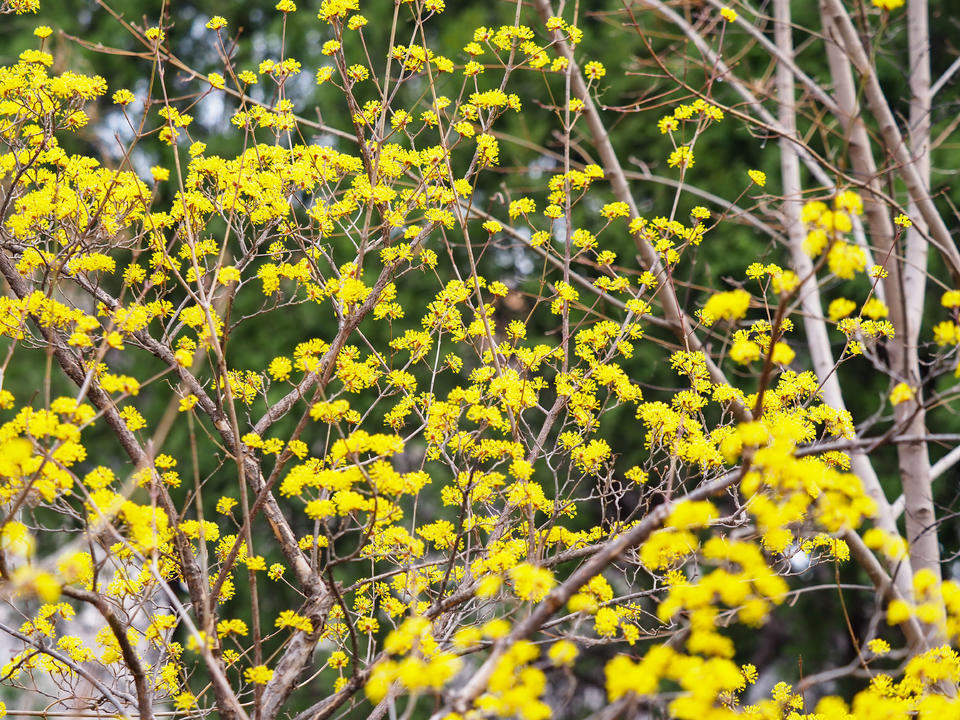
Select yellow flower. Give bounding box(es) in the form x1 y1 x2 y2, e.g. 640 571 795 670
112 89 135 106
701 289 750 325
187 631 213 651
173 692 196 710
548 640 579 666
828 298 856 322
316 67 335 85
942 290 960 308
887 599 912 625
771 342 795 365
510 563 556 602
889 383 914 407
835 190 863 215
482 618 510 638
216 496 238 515
772 270 798 294
584 61 606 80
658 115 679 134
933 321 960 346
276 610 313 633
244 665 274 685
862 298 888 319
730 338 760 364
216 619 249 638
828 241 867 279
668 145 694 169
328 650 349 668
720 7 738 21
1 522 35 557
269 356 293 382
666 501 718 530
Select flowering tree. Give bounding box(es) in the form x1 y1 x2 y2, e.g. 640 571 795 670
2 0 960 718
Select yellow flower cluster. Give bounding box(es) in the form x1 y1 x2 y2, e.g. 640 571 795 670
3 4 957 720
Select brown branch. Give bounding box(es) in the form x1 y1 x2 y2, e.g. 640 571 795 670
62 587 154 720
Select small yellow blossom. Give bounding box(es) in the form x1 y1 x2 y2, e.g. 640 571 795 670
244 665 274 685
889 383 914 406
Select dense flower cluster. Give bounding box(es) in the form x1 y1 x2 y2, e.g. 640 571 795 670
0 1 957 719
